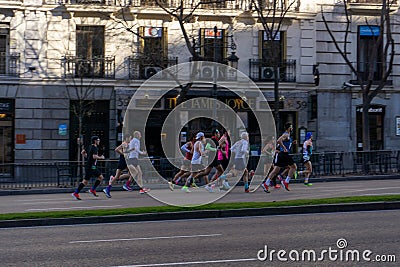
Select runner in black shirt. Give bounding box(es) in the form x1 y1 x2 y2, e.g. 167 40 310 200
72 136 105 200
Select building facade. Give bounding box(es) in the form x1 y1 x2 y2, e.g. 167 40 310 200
0 0 399 165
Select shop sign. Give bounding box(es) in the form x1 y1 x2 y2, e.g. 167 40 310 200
166 97 255 110
16 134 26 144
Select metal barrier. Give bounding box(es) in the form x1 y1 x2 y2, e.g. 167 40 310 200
0 150 399 189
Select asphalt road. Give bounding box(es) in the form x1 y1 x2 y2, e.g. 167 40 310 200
0 210 398 266
0 179 399 214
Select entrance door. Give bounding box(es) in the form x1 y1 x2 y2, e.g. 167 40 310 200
0 99 14 176
69 100 110 160
356 105 384 150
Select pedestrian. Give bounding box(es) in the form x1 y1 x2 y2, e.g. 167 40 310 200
169 132 195 190
190 129 224 193
261 122 297 192
72 136 105 200
298 132 313 186
261 136 280 189
102 134 133 198
181 131 207 193
230 131 251 193
217 129 231 190
126 131 150 194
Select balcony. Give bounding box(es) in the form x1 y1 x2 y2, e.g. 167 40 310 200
249 59 296 82
349 0 397 3
128 54 178 79
61 56 115 79
347 0 398 14
41 0 302 11
0 52 19 77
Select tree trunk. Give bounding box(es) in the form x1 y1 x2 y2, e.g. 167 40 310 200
361 92 371 174
362 92 371 151
274 65 280 136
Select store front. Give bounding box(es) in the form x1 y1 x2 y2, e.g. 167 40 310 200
356 105 385 151
0 98 14 176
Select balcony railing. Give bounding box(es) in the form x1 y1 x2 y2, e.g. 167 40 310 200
0 52 19 77
128 54 178 79
61 56 115 79
349 0 397 4
44 0 298 11
249 59 296 82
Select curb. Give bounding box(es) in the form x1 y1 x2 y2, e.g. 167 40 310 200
1 201 399 228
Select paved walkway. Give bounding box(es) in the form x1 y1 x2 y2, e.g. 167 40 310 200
1 179 399 214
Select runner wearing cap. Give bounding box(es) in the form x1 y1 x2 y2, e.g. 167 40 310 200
181 131 207 193
298 132 313 186
190 129 224 193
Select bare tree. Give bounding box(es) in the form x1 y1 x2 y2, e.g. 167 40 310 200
251 0 298 134
321 0 395 151
102 0 230 103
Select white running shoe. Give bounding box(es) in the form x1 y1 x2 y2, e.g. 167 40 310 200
168 182 174 191
205 185 214 193
222 181 230 190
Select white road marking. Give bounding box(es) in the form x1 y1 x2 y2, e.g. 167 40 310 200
112 258 258 266
69 233 222 244
21 201 77 205
25 205 122 211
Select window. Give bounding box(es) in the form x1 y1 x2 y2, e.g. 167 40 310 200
199 28 226 63
76 26 105 77
357 25 382 81
259 30 285 64
138 27 168 78
76 26 104 60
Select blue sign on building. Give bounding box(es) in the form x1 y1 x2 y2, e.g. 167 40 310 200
58 124 67 136
359 25 380 36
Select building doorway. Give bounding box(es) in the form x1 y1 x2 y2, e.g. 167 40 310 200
0 99 14 176
69 100 110 160
356 105 384 150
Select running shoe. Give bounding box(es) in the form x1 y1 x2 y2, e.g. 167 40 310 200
249 170 255 180
174 177 181 185
123 184 133 191
181 186 191 193
89 188 98 197
109 175 114 184
139 188 150 194
168 182 174 191
274 184 281 189
277 175 283 181
205 185 214 193
261 182 270 193
191 182 199 188
281 180 290 191
245 188 250 193
103 187 112 198
304 182 313 186
71 192 81 200
222 181 230 190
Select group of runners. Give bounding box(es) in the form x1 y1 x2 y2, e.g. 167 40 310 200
260 122 314 193
71 123 314 200
170 129 254 193
71 130 150 200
